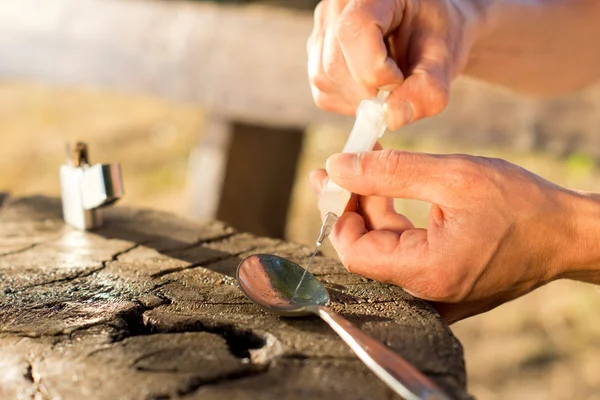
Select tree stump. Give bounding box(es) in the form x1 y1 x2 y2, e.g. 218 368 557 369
0 195 470 400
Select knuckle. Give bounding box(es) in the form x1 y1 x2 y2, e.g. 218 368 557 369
312 90 336 112
335 10 385 89
373 149 409 189
309 71 332 93
447 156 486 191
381 149 401 180
335 10 368 42
322 53 340 80
355 70 380 88
339 252 355 273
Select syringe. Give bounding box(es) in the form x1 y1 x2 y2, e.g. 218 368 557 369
317 90 390 224
291 91 389 300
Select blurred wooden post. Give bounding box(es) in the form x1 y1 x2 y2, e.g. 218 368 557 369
181 1 314 238
186 115 232 220
186 117 304 238
216 123 304 238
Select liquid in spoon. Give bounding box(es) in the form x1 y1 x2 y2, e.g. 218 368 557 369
291 212 338 301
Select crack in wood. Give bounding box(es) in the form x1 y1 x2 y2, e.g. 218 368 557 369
175 365 269 396
0 243 41 259
2 319 126 340
15 243 142 292
150 247 256 279
0 196 470 400
23 361 34 383
140 318 267 360
24 359 50 400
0 232 63 259
282 353 357 361
161 232 238 254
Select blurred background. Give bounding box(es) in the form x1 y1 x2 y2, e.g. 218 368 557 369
1 1 599 399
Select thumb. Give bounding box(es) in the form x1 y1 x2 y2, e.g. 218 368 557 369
325 149 452 205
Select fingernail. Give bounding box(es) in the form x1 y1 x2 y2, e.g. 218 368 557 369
326 153 361 178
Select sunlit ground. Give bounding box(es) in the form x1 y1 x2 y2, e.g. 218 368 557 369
1 81 599 400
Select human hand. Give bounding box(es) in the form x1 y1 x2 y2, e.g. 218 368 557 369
307 0 492 130
310 149 600 323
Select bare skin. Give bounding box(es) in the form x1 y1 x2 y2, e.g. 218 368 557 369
307 0 600 323
310 149 600 323
308 0 600 130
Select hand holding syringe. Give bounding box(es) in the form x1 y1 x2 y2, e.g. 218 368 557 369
292 90 389 299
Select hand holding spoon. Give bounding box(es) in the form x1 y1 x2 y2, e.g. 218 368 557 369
236 254 451 400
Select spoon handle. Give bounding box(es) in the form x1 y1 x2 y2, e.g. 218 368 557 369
315 306 451 400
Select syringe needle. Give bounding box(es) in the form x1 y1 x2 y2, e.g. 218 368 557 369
291 244 320 301
291 213 339 301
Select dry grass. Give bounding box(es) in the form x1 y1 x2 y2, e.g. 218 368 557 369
1 81 599 400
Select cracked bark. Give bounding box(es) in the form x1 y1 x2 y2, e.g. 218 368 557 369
23 360 48 400
0 196 471 400
150 246 257 279
161 232 238 255
0 243 42 259
14 243 142 292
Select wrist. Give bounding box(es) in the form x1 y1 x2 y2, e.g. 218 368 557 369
555 190 600 284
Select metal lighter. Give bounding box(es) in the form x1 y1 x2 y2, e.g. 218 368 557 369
59 142 124 230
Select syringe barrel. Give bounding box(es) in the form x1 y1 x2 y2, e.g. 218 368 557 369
317 92 388 218
318 179 352 218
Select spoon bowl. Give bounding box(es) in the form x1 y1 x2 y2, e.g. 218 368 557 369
236 254 451 400
236 254 328 317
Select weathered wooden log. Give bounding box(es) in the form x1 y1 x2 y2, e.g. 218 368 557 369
0 195 470 400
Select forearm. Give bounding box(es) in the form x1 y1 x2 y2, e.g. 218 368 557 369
463 0 600 96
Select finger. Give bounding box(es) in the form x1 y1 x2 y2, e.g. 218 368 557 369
313 1 369 114
309 168 359 217
307 2 338 95
322 23 373 109
336 0 404 91
311 87 357 115
326 149 457 205
385 37 451 130
311 142 382 194
320 0 353 87
309 169 328 194
357 195 414 234
353 142 413 232
310 165 413 233
329 212 430 287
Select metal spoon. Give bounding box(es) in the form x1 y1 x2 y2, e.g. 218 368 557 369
236 254 451 400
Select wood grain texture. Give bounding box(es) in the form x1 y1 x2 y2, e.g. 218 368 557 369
0 195 471 400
